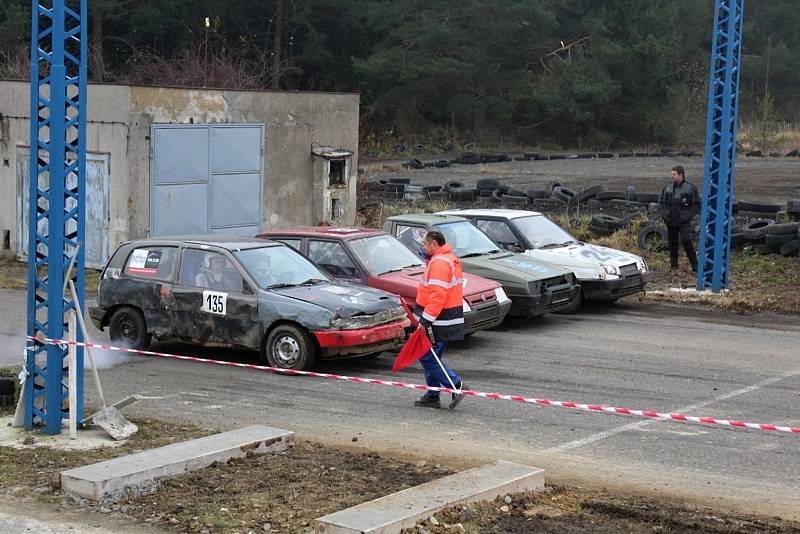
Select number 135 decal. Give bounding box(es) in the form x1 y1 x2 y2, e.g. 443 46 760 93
202 290 228 315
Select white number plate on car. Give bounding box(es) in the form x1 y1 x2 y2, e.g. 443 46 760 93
202 291 228 315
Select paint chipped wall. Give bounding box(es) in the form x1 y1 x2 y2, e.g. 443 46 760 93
0 80 360 263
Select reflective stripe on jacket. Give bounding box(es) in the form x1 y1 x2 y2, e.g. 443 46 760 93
413 244 465 341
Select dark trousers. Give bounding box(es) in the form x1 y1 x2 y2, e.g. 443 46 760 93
667 224 696 270
419 341 461 399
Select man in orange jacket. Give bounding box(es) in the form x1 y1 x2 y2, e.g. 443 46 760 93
412 230 466 409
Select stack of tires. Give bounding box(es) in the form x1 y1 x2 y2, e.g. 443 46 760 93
738 219 800 257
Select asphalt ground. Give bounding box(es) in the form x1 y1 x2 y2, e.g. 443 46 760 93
1 288 798 519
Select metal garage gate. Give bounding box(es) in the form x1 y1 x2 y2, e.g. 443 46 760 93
149 124 263 237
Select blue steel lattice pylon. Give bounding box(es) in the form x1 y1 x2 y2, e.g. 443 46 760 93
26 0 87 434
696 0 744 292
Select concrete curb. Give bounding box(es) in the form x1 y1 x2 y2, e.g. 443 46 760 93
316 460 544 534
61 425 293 502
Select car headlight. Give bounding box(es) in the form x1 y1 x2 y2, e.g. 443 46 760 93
462 299 471 312
601 263 619 276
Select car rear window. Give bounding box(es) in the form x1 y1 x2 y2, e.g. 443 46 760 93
123 246 177 281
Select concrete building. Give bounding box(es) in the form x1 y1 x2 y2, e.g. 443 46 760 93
0 80 359 267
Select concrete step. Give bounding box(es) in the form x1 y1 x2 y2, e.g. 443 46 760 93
315 460 544 534
61 425 293 502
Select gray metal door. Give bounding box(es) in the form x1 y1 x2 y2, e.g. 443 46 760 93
17 149 110 269
150 124 263 237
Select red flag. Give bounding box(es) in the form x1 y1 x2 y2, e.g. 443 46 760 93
392 327 432 373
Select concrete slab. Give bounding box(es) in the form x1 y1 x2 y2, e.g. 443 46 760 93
315 461 544 534
0 416 123 451
61 425 293 502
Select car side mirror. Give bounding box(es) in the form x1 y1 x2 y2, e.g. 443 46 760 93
243 280 254 295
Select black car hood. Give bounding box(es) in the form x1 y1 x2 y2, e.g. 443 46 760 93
268 283 401 318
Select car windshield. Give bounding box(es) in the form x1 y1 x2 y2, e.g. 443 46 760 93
512 215 576 248
350 234 424 275
435 221 501 257
235 246 329 289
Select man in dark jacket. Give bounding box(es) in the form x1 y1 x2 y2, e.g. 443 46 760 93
659 165 700 272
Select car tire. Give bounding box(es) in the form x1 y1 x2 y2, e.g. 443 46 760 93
0 376 14 395
477 178 500 191
526 188 549 200
609 199 645 210
264 324 317 371
635 192 660 203
736 200 782 213
754 244 773 255
591 214 626 231
741 219 774 242
779 239 800 257
444 180 464 191
637 223 668 252
765 222 800 235
586 199 606 210
552 185 577 203
765 232 795 250
109 307 151 350
576 184 607 203
448 188 477 202
786 200 800 214
595 191 626 201
502 195 528 207
388 178 411 184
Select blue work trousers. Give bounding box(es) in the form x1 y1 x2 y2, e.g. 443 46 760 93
419 341 461 399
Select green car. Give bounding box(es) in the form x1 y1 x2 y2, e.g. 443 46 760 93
384 213 580 317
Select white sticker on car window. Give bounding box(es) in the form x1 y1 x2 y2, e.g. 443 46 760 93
201 291 228 315
128 248 162 276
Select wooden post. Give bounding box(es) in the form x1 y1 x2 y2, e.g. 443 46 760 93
67 310 77 439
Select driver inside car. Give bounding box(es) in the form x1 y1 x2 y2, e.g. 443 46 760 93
196 254 234 290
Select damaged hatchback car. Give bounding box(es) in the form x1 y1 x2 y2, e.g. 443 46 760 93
89 236 410 370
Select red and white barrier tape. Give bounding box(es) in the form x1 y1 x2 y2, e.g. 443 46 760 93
26 335 800 435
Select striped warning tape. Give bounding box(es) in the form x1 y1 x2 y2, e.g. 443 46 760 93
26 335 800 435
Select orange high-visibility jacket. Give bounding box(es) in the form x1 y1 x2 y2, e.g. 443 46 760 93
413 244 465 341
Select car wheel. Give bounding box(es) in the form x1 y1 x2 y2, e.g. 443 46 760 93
109 307 151 350
265 324 316 371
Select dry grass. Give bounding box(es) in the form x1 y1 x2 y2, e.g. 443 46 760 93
0 258 100 293
738 121 800 154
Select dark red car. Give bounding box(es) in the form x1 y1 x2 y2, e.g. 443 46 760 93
257 227 512 335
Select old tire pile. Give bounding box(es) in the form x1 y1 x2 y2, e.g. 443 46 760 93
0 375 16 407
764 222 800 256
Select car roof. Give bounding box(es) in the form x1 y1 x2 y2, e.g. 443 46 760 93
259 226 385 239
437 208 542 219
386 213 469 224
126 235 282 251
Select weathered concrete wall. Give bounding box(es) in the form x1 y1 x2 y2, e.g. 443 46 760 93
0 81 132 257
0 79 359 261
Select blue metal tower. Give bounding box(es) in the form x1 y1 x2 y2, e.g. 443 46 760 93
696 0 744 292
26 0 87 434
